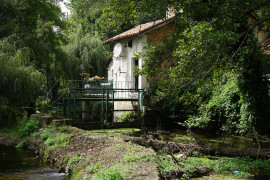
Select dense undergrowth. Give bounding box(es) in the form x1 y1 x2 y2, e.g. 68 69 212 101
157 153 270 179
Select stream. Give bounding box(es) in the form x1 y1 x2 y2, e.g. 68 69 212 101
0 144 66 180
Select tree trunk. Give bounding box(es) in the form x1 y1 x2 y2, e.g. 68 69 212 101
124 136 270 159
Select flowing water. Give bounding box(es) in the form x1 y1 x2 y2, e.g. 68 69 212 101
0 144 66 180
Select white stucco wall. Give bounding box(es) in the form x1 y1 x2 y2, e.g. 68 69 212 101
107 35 149 90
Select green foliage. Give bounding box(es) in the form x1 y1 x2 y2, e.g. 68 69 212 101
119 0 270 134
181 156 270 179
69 0 107 34
0 105 23 128
62 28 109 79
90 165 125 180
0 36 44 106
44 133 73 147
119 112 136 122
16 139 28 149
157 155 179 173
40 128 53 141
0 0 67 125
186 72 249 133
17 113 39 138
88 163 102 174
62 0 110 80
36 97 48 113
123 153 155 163
58 125 68 132
99 0 166 33
156 152 270 179
65 153 83 175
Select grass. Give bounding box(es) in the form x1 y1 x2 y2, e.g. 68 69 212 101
0 128 18 139
90 165 125 180
16 139 28 149
88 163 102 174
65 153 84 175
40 127 74 162
87 128 141 140
156 154 270 179
0 115 39 139
44 133 73 147
157 155 179 173
40 128 53 141
58 125 68 132
123 153 155 163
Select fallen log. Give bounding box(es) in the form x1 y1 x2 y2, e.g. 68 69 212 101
124 136 270 159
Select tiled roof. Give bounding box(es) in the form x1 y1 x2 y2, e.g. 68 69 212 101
103 16 174 45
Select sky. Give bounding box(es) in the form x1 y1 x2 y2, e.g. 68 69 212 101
59 0 70 15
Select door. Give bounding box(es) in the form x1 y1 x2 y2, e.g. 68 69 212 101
134 58 138 89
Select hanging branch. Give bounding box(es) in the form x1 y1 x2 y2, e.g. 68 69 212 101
183 122 205 146
252 127 261 159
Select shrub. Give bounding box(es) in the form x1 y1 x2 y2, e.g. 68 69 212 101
65 154 83 175
40 128 52 141
44 133 73 147
17 113 39 138
186 73 254 134
16 139 28 149
58 125 68 132
119 111 136 122
157 155 180 173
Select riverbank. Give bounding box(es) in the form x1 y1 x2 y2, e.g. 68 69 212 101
26 127 158 179
1 126 270 179
0 127 159 179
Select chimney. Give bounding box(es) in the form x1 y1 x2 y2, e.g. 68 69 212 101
166 5 175 17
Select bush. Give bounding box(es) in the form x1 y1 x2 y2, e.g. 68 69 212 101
186 73 255 134
44 133 73 147
0 105 23 128
119 112 136 122
65 154 83 175
40 128 52 141
16 139 28 149
17 113 39 138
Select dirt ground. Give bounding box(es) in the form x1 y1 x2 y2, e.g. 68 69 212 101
26 127 159 180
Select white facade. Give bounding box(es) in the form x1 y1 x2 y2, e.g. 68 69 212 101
107 35 149 90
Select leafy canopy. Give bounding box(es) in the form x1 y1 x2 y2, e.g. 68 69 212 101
102 0 270 133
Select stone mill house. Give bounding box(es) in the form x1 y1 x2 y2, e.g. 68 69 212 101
102 14 176 120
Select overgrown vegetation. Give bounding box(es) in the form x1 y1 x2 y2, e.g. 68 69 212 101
65 153 84 175
88 165 125 180
157 153 270 179
112 0 270 135
1 112 40 142
17 113 39 138
119 111 136 122
44 133 72 147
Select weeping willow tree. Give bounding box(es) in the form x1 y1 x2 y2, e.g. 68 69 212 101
0 35 43 106
62 24 109 80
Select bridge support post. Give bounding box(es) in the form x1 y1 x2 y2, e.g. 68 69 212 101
82 101 89 122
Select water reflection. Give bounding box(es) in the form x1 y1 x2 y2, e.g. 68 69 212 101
0 144 66 180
